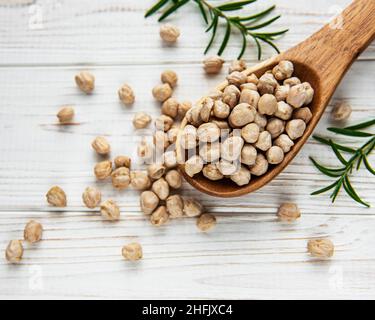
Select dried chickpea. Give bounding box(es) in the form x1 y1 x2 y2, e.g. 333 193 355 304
167 125 179 144
137 139 153 161
266 118 285 139
258 94 277 116
275 101 293 120
221 136 244 161
277 203 300 221
203 163 224 181
240 83 258 91
118 84 135 106
275 85 290 102
5 240 23 263
302 82 314 104
162 98 179 119
180 125 197 150
208 89 223 100
307 239 334 259
240 89 260 108
24 220 43 243
255 131 272 151
183 198 203 217
254 112 267 130
161 70 178 88
46 186 67 207
165 170 182 189
272 60 294 80
163 151 177 169
211 119 230 130
230 166 251 186
216 159 239 176
222 85 240 108
213 100 230 119
293 107 312 124
257 73 278 95
111 167 131 189
197 122 220 142
154 130 170 150
147 163 166 180
274 134 295 153
266 146 284 164
133 112 152 129
155 115 174 132
227 71 247 87
185 105 203 127
184 155 204 177
178 101 192 118
100 199 120 221
199 142 221 163
150 206 169 226
152 83 173 102
250 154 269 176
82 186 101 209
122 243 143 261
247 73 259 85
229 59 247 73
140 190 159 215
114 155 131 169
75 71 95 94
94 160 112 180
92 136 110 155
284 77 301 87
57 106 74 124
197 213 217 232
287 84 307 108
203 56 224 74
241 144 257 166
228 103 256 128
286 119 306 140
131 171 151 190
331 101 352 121
152 178 169 201
166 195 184 218
160 24 180 43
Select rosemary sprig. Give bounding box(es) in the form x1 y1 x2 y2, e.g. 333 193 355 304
145 0 288 59
310 118 375 207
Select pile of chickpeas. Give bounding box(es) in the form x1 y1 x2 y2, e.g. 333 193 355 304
180 60 314 186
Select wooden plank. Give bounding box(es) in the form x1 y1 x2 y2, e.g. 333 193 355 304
0 62 374 213
0 0 373 66
0 211 374 299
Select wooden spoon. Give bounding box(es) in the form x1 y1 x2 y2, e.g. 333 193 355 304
176 0 375 198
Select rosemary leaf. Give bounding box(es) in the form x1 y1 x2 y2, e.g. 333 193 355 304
238 5 276 21
204 14 219 54
345 118 375 130
217 0 257 11
145 0 170 18
218 20 231 55
196 0 208 24
246 15 281 30
310 180 339 196
343 176 370 207
310 157 346 177
158 0 190 22
313 135 356 153
329 140 348 165
327 127 374 137
363 155 375 175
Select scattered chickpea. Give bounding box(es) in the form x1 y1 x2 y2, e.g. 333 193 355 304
275 101 293 120
274 134 295 153
75 71 95 94
150 206 169 226
114 155 131 169
161 70 178 88
331 101 352 121
24 220 43 243
165 170 182 189
147 163 166 180
131 171 151 190
241 144 257 166
196 213 217 232
118 84 135 106
154 130 170 150
122 242 143 261
161 98 179 118
255 130 272 151
140 190 159 215
163 151 177 169
249 154 269 176
82 186 101 209
92 136 111 155
307 239 334 259
151 178 170 200
272 60 294 81
266 146 285 164
166 195 184 218
258 94 277 116
152 83 173 102
94 160 112 180
160 24 180 43
203 56 224 74
266 118 285 139
57 106 74 124
46 186 67 207
229 59 247 73
133 112 152 129
5 240 23 263
183 198 203 217
111 167 131 189
203 163 224 181
184 155 204 177
277 203 301 221
100 199 120 221
293 107 312 124
155 114 174 132
286 119 306 140
228 103 256 128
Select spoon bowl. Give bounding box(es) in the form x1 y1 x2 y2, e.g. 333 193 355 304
176 0 375 197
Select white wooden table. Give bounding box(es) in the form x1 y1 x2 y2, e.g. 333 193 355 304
0 0 374 300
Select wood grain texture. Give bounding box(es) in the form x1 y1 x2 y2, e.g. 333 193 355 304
0 0 374 299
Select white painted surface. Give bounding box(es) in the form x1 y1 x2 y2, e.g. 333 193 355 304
0 0 374 299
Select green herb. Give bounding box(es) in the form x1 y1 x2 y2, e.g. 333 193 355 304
145 0 288 59
310 119 375 207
